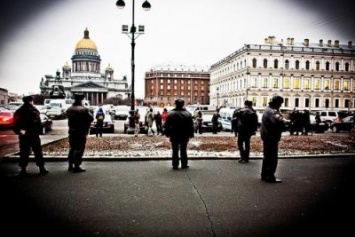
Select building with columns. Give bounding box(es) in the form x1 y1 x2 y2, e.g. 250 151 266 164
209 36 355 111
144 64 210 107
39 28 130 105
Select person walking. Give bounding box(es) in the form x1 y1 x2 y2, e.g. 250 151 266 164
211 109 221 134
260 96 285 183
66 93 94 172
95 107 105 137
146 108 155 136
161 108 168 135
155 110 163 135
233 100 258 163
134 109 140 137
195 111 203 134
12 95 49 175
164 98 194 170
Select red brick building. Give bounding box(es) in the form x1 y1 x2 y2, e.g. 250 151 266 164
144 64 210 107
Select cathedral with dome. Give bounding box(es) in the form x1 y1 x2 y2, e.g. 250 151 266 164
39 28 130 105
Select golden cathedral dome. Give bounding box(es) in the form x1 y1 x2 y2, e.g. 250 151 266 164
75 28 98 51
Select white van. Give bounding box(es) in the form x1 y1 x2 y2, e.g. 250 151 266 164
186 104 216 117
219 107 236 131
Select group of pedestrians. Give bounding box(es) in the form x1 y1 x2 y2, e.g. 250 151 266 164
289 108 311 135
13 94 286 183
13 93 93 175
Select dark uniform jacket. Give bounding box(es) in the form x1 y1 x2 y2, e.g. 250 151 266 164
66 104 94 135
165 108 194 141
13 104 42 136
233 107 258 136
260 106 284 142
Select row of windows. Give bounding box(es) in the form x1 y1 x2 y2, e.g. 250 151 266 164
216 77 353 93
150 85 207 91
252 58 352 71
152 91 205 97
150 79 207 85
247 97 354 108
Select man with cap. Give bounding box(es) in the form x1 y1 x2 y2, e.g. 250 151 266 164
66 93 94 172
13 95 48 175
260 96 285 183
164 98 194 170
233 100 258 163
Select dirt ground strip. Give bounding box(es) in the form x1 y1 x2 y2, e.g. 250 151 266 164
41 134 354 157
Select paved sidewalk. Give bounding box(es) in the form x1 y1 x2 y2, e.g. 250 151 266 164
1 158 354 237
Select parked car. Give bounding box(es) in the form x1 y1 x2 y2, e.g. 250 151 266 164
329 115 354 133
35 105 48 114
319 110 339 124
123 106 149 134
40 114 53 134
218 107 235 131
307 114 329 133
0 111 14 128
46 104 66 119
90 112 115 134
114 105 131 120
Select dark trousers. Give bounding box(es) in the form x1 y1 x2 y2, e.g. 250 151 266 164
68 133 87 167
19 134 44 168
171 139 188 168
156 122 162 134
237 133 252 161
96 125 103 137
261 139 279 179
212 123 219 134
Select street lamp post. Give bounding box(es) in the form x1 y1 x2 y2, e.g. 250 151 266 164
216 87 219 110
116 0 151 134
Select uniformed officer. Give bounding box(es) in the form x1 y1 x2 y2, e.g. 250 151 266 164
13 95 48 175
66 93 94 172
260 96 285 183
164 98 194 169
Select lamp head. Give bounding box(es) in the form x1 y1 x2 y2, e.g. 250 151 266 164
142 0 151 11
116 0 125 9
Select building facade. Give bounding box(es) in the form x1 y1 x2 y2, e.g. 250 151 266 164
209 36 355 112
144 64 210 107
0 88 9 105
39 28 130 105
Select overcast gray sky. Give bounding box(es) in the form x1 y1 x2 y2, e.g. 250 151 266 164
0 0 354 99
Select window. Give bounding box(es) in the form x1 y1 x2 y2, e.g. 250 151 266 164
295 60 300 70
324 80 330 90
306 61 310 70
273 78 278 88
262 97 268 107
344 81 349 90
284 78 290 89
304 79 310 89
335 62 340 71
294 78 300 89
315 98 319 107
252 58 257 68
334 80 340 90
316 61 320 70
295 98 299 107
285 60 289 69
262 78 268 88
274 59 278 69
314 79 320 90
345 62 349 71
252 78 257 88
325 61 330 71
284 98 289 107
263 59 268 68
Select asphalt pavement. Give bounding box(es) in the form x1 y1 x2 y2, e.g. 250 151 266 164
1 157 354 237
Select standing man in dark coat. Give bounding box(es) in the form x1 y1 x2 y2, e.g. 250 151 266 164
233 100 258 163
260 96 285 183
164 98 194 170
13 95 48 175
211 109 221 134
66 93 94 172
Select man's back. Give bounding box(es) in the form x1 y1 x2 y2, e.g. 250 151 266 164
165 108 194 140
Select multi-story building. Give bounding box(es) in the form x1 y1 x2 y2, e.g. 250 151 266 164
144 64 210 107
39 28 130 105
0 88 9 105
209 36 355 111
